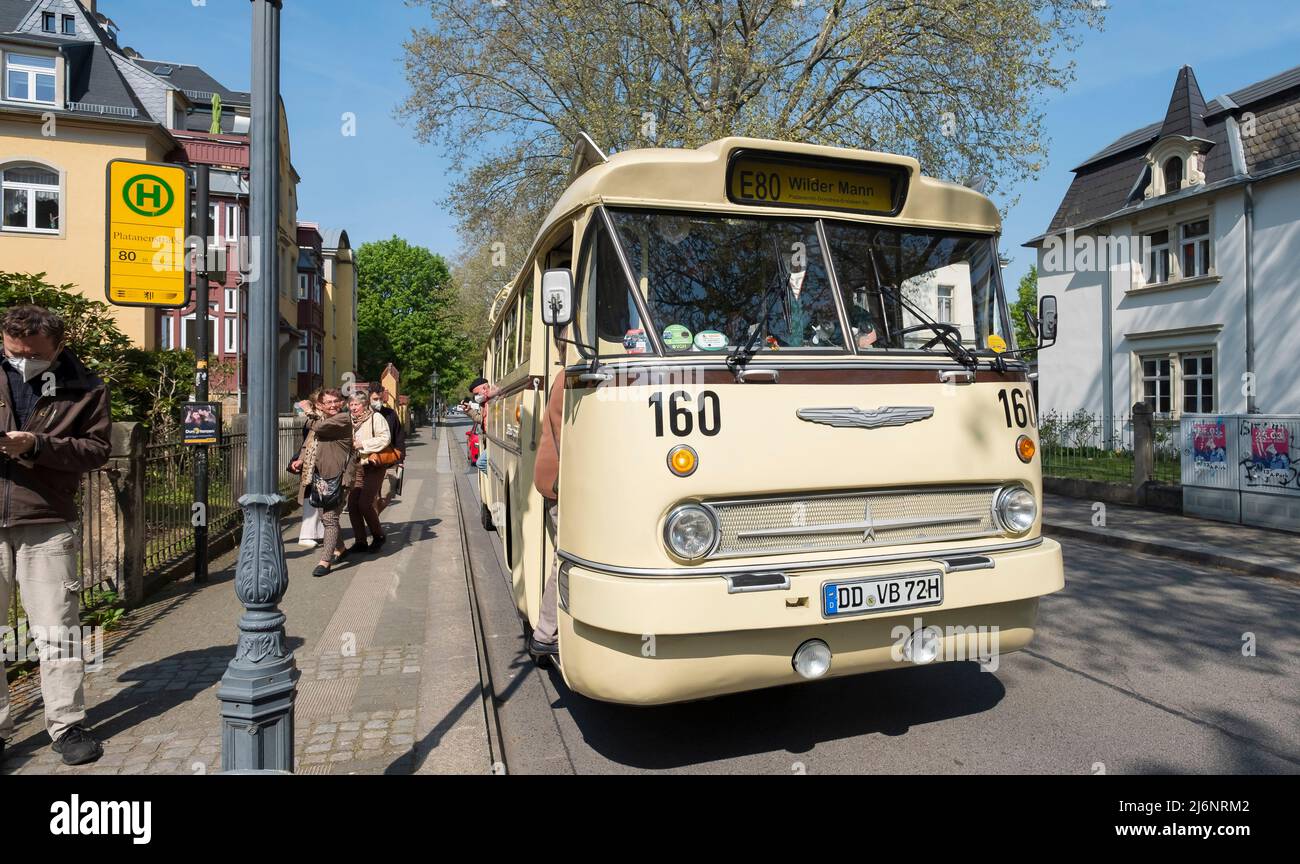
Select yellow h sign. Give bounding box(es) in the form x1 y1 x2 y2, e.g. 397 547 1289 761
105 159 189 308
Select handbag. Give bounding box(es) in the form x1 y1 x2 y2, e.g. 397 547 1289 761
367 446 401 468
308 467 345 509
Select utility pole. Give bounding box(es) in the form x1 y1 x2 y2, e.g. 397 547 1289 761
219 0 295 772
193 163 210 585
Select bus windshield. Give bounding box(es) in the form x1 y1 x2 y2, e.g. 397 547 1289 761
602 208 1011 357
607 210 848 354
822 221 1008 353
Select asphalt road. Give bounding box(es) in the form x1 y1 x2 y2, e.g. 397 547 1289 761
447 421 1299 775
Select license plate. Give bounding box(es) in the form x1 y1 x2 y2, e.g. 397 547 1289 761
822 571 944 618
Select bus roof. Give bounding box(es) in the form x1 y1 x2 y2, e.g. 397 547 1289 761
548 135 999 234
491 136 1002 326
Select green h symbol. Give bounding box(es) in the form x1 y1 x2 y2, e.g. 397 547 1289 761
135 182 162 210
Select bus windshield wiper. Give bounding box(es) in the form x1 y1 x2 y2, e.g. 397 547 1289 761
866 249 979 371
727 241 788 376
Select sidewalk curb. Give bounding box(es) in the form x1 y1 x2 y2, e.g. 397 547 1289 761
1044 522 1300 585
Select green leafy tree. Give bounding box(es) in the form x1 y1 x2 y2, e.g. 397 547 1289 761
0 270 196 427
1012 265 1038 360
355 238 476 405
403 0 1105 267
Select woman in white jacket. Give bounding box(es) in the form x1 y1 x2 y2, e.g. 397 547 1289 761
347 391 391 553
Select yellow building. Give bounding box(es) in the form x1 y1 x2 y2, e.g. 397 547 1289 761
1 0 322 412
1 10 182 346
320 226 357 390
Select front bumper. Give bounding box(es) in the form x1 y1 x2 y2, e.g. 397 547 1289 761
556 537 1064 704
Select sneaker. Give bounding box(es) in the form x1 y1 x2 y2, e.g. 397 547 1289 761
51 726 103 766
297 539 320 549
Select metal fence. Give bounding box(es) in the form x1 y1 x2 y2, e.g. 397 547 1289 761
1040 409 1181 485
5 419 303 649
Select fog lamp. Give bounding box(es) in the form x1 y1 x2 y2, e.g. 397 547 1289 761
792 639 832 679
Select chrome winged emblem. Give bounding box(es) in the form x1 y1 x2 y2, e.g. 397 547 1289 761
796 406 934 429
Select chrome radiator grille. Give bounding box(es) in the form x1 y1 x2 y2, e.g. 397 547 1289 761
706 486 1001 558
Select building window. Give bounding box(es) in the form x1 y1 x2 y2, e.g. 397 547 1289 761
224 316 237 353
182 315 217 351
1180 219 1211 278
61 15 76 35
41 12 55 31
1163 157 1183 195
225 204 238 241
224 287 238 312
1143 229 1170 284
1 165 59 233
1142 356 1172 415
160 317 174 350
5 53 57 104
312 273 322 303
297 273 309 300
296 333 308 372
1182 352 1214 413
312 342 322 374
936 284 954 322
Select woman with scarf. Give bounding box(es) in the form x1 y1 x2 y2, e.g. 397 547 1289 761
347 391 391 553
289 388 354 576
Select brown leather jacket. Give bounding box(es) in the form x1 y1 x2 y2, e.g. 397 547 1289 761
298 410 354 503
533 369 566 501
0 348 111 526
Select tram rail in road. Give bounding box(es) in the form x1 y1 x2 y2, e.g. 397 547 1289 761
446 422 509 774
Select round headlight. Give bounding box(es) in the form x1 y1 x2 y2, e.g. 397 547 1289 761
664 505 718 560
996 487 1037 534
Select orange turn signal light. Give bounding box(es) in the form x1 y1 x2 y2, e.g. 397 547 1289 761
668 445 698 477
1016 435 1036 463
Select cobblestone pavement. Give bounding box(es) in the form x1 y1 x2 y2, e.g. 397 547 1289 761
2 427 491 775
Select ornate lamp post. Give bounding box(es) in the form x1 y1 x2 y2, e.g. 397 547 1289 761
218 0 296 772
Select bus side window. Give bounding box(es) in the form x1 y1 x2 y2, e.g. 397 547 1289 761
582 220 645 356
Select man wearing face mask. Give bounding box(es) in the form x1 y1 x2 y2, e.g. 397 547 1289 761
0 305 111 767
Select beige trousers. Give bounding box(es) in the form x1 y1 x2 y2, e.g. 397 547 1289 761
532 504 560 645
0 522 87 742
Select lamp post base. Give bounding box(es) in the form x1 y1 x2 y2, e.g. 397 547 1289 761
218 660 297 773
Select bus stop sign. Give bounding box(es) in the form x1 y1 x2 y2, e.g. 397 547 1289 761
105 159 190 308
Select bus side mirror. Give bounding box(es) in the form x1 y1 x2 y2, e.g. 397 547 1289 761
1038 295 1058 347
541 269 574 327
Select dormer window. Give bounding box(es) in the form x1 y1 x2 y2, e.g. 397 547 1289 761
4 53 57 105
62 15 76 36
41 12 55 32
1162 157 1183 195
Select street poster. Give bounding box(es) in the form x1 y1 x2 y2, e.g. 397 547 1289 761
1240 418 1298 494
182 401 221 446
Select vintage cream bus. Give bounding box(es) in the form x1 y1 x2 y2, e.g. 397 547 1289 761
478 135 1062 705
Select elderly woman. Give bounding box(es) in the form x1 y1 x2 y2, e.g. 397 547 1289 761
294 389 327 548
289 388 354 576
347 391 391 553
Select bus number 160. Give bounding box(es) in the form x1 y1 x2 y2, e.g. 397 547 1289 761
648 391 721 438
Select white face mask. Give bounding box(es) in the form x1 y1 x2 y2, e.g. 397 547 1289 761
6 355 52 382
473 393 486 405
370 399 382 409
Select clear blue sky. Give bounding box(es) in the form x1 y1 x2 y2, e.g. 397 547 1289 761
103 0 1300 285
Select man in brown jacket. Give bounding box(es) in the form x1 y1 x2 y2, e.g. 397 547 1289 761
528 344 567 658
0 305 111 766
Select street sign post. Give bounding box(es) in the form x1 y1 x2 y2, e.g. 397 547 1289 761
105 159 190 308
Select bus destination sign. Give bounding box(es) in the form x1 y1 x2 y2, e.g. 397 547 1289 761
726 151 903 215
